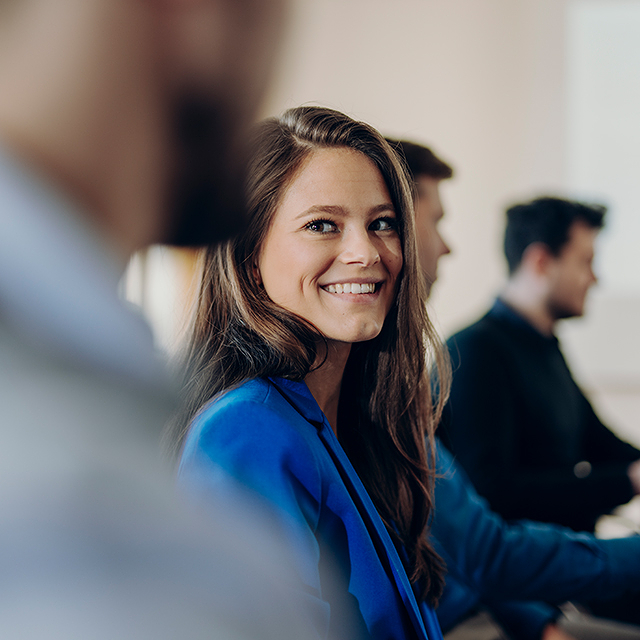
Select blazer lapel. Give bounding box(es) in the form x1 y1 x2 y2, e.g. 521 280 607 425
317 423 440 640
269 377 443 640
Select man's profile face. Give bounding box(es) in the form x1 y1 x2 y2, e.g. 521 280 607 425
414 174 451 290
546 220 599 320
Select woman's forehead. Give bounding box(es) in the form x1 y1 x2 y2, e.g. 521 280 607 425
274 148 392 219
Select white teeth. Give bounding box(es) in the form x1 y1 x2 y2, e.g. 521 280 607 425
324 283 376 294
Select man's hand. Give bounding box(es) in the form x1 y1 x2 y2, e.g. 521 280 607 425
627 459 640 495
541 622 577 640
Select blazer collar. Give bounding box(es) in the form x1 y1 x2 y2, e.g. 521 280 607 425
267 376 441 640
268 377 325 425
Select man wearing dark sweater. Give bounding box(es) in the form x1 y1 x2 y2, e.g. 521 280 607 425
441 197 640 533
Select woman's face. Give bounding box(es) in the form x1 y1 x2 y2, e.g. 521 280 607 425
257 147 403 345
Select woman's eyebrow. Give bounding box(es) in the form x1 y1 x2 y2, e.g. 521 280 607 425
294 203 395 221
369 203 396 215
294 205 346 220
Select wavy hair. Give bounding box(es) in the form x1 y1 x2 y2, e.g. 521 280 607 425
168 106 450 604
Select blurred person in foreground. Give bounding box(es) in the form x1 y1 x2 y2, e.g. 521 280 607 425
0 1 320 639
440 196 640 535
389 138 640 640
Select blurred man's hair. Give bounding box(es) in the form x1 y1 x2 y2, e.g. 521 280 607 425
386 138 454 182
504 196 606 275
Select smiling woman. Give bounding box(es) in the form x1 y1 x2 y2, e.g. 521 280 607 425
168 106 450 640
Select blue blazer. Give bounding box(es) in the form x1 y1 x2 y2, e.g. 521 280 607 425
179 376 443 640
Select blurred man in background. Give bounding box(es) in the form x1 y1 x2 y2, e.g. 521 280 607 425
388 138 640 640
0 1 321 638
442 197 640 534
386 139 453 294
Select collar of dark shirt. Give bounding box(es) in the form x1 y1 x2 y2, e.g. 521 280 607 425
491 297 559 346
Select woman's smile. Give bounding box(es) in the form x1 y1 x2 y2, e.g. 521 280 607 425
257 146 403 345
321 281 378 294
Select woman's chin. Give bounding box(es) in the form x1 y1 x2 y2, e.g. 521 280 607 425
323 324 383 345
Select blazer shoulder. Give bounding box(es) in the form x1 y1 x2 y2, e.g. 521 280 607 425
190 378 316 443
180 378 326 535
182 378 325 488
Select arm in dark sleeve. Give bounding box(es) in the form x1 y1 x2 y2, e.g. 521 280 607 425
444 331 635 530
583 396 640 464
488 600 559 640
508 395 639 529
431 441 640 607
436 571 557 640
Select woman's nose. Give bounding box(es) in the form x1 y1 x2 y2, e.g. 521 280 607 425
340 228 381 266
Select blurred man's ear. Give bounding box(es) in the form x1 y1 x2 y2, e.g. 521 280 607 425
157 0 288 247
154 0 287 100
520 242 555 278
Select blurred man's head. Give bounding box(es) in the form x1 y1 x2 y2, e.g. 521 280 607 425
0 0 288 256
386 139 453 289
504 197 605 321
159 0 288 248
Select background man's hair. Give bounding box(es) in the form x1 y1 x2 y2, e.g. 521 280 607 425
386 139 454 181
504 196 606 274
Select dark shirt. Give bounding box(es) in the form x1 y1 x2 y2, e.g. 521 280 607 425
440 298 639 532
432 440 640 640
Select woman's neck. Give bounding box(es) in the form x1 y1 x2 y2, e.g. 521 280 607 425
305 341 351 436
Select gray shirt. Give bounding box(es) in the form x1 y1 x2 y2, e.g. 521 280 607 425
0 147 316 640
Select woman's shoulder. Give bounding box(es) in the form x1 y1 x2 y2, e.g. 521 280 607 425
195 377 302 428
180 377 327 519
184 377 320 461
201 377 274 413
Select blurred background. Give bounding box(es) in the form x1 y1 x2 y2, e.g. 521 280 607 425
126 0 640 447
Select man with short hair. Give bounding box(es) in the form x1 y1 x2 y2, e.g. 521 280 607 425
441 196 640 534
386 139 453 291
0 2 319 639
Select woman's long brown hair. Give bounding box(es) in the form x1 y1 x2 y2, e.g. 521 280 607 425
167 106 450 604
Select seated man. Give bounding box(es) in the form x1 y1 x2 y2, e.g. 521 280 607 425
440 196 640 533
387 139 640 640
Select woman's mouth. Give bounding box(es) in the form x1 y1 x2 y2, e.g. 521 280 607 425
322 282 378 294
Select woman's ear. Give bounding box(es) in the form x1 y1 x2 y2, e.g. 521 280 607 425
252 258 262 285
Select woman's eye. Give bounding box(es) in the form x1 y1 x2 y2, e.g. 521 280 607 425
306 219 336 233
370 217 398 232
